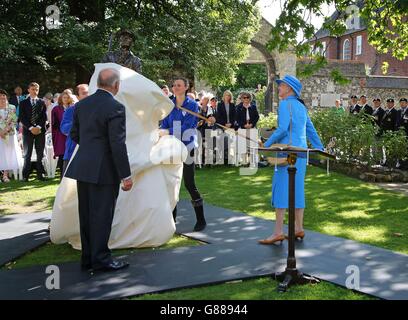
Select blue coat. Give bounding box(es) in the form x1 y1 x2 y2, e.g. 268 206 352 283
60 104 77 161
160 96 199 151
264 96 323 209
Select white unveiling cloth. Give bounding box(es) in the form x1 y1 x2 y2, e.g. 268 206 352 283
50 63 187 249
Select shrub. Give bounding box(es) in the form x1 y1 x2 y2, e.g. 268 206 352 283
310 108 407 170
257 112 277 129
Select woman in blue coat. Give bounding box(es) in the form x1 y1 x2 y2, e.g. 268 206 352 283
258 75 324 245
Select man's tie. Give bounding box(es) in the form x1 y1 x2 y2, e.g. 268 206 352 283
31 99 38 126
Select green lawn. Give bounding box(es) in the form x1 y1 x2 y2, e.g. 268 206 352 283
0 177 60 215
182 166 408 255
2 165 406 299
133 277 373 300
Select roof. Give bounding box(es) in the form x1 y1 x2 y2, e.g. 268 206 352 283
313 0 367 40
366 76 408 89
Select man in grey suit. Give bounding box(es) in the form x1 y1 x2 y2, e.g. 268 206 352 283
65 68 133 272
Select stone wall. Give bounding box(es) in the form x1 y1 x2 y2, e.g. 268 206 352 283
299 59 408 108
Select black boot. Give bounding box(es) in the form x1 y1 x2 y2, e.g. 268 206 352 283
172 206 177 223
192 198 206 231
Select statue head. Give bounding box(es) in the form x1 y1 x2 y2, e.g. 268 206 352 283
116 29 135 50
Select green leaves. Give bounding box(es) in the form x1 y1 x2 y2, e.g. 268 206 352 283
0 0 260 86
266 0 408 79
311 108 408 169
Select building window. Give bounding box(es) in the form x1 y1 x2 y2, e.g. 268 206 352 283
343 39 351 60
356 35 362 55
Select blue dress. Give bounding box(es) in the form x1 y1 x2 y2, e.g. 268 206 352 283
264 96 323 209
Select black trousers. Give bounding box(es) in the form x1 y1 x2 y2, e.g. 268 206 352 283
183 149 201 201
77 181 119 268
22 132 45 178
56 156 64 180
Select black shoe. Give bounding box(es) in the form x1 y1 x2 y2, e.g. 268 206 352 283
23 177 29 182
193 221 206 232
93 260 129 272
81 263 92 271
37 176 47 181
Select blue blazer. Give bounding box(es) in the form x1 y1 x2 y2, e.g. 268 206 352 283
160 96 199 151
264 96 323 150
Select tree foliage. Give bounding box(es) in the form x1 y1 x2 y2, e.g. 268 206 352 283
266 0 408 77
0 0 260 86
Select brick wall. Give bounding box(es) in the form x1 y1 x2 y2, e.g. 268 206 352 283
311 30 408 77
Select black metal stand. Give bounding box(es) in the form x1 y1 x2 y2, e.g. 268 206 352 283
273 153 320 292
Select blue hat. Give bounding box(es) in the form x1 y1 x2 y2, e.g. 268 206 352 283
276 75 302 97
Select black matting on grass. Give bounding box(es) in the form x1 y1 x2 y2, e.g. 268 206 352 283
0 200 407 300
0 212 50 266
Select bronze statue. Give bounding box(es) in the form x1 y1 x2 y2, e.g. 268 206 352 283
101 29 142 73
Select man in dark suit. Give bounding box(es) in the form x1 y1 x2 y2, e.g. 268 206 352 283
398 98 408 135
359 95 373 115
19 82 47 181
372 98 385 128
398 98 408 169
380 98 399 134
9 86 24 108
349 95 361 114
65 68 133 272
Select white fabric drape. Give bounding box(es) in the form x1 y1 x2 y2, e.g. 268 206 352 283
50 63 187 249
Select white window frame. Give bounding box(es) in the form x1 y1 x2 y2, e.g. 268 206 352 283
343 39 351 60
356 35 362 55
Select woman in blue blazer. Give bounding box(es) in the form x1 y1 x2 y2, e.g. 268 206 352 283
258 75 324 245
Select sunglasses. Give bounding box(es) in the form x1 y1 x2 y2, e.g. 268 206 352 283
242 96 250 99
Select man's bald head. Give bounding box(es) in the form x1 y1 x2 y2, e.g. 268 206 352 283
97 68 121 95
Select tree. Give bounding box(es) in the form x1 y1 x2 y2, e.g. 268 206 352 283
265 0 408 77
0 0 260 86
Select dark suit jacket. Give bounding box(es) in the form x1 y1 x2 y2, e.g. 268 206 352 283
65 89 131 185
372 107 385 127
380 108 399 133
399 107 408 135
9 95 20 107
19 97 47 135
216 101 236 128
361 104 373 115
349 104 361 114
236 103 260 129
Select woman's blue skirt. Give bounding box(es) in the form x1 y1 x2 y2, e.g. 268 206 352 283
271 158 307 209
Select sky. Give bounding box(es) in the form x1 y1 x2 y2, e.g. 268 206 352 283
258 0 336 31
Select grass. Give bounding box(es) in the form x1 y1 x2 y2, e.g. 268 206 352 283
181 165 408 255
0 177 60 215
2 165 406 299
133 277 374 300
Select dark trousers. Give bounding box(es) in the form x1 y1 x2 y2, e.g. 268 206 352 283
77 181 119 268
22 132 45 179
56 156 64 180
183 149 201 201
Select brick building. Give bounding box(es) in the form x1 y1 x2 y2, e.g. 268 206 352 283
310 1 408 77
